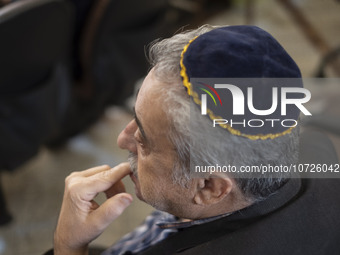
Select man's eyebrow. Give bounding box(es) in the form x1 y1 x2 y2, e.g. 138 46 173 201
133 106 148 142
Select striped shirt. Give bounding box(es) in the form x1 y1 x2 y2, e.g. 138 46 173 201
101 210 232 255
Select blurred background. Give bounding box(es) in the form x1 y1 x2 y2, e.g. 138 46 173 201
0 0 339 254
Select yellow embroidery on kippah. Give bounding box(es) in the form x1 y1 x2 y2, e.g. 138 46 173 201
180 36 198 96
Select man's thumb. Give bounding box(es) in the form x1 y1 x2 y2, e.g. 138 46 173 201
91 193 133 229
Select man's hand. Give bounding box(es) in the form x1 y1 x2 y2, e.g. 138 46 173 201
54 163 133 255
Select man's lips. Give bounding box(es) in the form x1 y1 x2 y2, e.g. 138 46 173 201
129 172 138 184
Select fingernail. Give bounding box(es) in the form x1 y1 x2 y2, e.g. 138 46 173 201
122 195 133 205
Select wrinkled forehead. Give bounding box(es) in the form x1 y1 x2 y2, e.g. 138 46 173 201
135 69 171 141
135 69 162 111
135 71 154 105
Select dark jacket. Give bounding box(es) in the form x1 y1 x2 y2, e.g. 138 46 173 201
139 178 340 255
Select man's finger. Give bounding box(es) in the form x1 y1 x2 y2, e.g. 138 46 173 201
78 162 130 177
81 165 111 177
79 163 132 200
105 180 126 198
67 165 111 179
89 193 133 230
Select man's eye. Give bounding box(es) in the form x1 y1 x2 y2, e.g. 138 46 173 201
136 137 144 147
138 141 145 149
135 132 145 148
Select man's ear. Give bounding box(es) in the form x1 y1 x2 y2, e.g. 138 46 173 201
193 176 233 205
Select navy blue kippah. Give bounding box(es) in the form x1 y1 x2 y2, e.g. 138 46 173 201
180 25 305 140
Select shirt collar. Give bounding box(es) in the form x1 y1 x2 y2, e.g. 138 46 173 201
156 211 234 230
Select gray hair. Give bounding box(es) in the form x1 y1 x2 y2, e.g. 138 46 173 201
148 25 299 202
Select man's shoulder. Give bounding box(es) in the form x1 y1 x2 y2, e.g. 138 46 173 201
139 178 340 255
298 178 340 206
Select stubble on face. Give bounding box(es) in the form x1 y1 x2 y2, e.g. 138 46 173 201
128 151 138 178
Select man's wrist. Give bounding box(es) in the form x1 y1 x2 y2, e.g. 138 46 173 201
54 233 89 255
54 246 88 255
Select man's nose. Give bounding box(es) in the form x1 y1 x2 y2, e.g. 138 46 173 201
117 119 137 153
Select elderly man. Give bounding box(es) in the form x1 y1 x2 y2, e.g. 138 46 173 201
51 25 340 255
